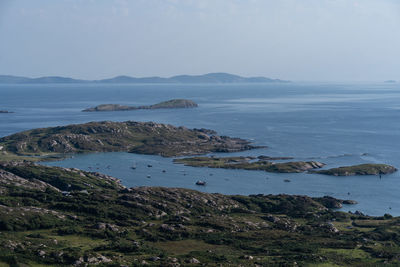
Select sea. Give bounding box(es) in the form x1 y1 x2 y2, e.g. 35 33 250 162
1 82 399 216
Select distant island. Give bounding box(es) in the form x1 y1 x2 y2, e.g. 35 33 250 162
384 80 397 83
82 99 198 112
0 110 13 113
0 72 290 84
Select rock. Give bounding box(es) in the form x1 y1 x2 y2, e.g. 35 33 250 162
149 256 160 261
38 250 46 257
342 200 358 205
189 258 200 264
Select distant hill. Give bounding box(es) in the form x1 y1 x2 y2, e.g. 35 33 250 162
0 73 289 84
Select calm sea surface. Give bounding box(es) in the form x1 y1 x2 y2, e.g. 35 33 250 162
1 82 400 216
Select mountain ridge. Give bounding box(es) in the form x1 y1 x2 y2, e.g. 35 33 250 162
0 72 289 84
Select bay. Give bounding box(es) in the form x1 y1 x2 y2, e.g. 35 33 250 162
1 82 400 216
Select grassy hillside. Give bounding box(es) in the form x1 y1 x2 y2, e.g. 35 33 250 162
0 163 400 266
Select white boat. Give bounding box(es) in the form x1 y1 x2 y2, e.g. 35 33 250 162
196 180 206 186
131 161 137 169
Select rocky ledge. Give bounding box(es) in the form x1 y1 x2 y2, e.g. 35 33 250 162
82 99 198 112
174 156 325 173
0 121 258 157
311 164 397 176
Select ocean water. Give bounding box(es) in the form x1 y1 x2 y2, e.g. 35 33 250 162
1 82 400 216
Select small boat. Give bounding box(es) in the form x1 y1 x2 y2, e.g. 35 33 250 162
196 180 206 186
147 175 151 178
162 170 166 173
147 164 152 168
130 161 137 169
284 179 291 183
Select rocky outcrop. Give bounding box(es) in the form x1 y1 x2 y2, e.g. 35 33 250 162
311 164 397 176
0 121 257 157
82 99 198 112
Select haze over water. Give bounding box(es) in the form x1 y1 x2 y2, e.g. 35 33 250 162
1 82 400 216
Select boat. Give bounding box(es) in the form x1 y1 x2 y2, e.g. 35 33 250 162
147 164 152 168
284 179 291 183
131 162 137 169
147 175 151 178
195 180 206 186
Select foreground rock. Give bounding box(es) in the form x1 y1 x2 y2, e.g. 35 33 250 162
0 121 257 157
82 99 198 112
311 164 397 176
174 156 325 173
2 163 400 266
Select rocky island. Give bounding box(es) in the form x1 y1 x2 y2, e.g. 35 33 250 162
174 156 325 173
311 163 397 176
0 121 257 158
82 99 198 112
2 161 400 266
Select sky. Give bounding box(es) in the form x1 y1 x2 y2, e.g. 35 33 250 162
0 0 399 81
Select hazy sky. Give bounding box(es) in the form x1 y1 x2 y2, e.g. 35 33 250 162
0 0 399 81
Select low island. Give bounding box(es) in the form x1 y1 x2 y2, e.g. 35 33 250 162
311 163 397 176
174 156 325 173
82 99 198 112
0 110 13 113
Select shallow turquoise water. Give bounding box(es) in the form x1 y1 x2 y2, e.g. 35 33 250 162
1 82 400 215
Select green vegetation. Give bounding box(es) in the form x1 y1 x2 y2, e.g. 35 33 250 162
82 99 198 112
174 156 325 173
312 164 397 176
0 121 256 158
1 163 400 266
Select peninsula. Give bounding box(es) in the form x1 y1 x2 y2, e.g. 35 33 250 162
174 156 325 173
174 156 397 176
82 99 198 112
0 121 257 158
